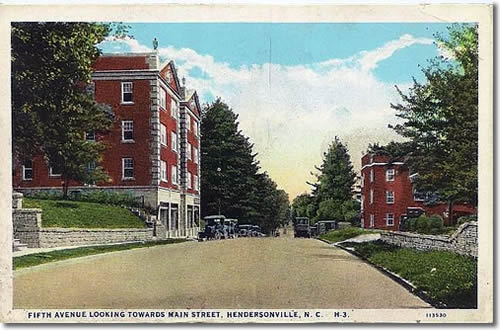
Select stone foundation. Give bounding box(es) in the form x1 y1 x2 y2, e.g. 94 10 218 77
380 221 477 257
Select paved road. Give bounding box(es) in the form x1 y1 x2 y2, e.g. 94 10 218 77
14 236 430 309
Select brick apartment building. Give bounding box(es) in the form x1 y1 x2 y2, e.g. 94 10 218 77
360 153 476 230
13 51 201 238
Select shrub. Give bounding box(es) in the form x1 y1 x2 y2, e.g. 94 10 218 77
428 215 444 230
415 215 430 233
30 191 63 200
79 190 139 207
457 214 477 225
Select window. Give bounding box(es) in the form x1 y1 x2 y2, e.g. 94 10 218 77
160 88 166 110
121 82 133 103
370 189 374 204
370 168 374 182
187 171 192 189
49 162 61 177
194 121 199 137
413 188 425 201
386 191 394 204
160 124 167 146
171 165 178 184
186 114 191 131
160 160 167 182
86 162 96 173
171 132 178 152
122 158 134 179
22 160 33 180
86 131 95 141
121 121 134 142
194 175 199 191
170 99 178 119
193 147 198 164
369 214 374 228
386 213 394 226
386 169 395 182
187 143 192 160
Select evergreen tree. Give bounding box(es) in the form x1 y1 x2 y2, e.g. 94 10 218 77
389 24 478 223
309 137 357 222
201 98 285 232
11 22 127 197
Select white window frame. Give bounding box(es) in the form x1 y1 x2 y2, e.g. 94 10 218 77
386 191 395 204
121 82 133 104
369 189 374 204
194 175 199 191
122 158 134 180
187 171 192 189
22 160 33 181
187 142 192 160
86 131 96 141
170 99 178 119
193 147 198 164
186 114 191 131
160 124 167 146
369 214 374 228
159 88 166 110
370 168 374 182
171 132 178 152
160 160 168 182
49 162 61 177
194 121 199 137
171 165 178 185
413 188 425 202
121 120 134 142
386 169 395 182
386 213 394 226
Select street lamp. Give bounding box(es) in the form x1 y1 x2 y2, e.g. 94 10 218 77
217 167 221 215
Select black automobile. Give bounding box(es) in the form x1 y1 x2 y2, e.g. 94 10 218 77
294 217 311 238
224 218 239 238
251 225 264 237
238 224 252 237
198 215 227 241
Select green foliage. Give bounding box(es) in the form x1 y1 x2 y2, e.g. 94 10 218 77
200 98 288 233
23 198 146 228
291 193 314 218
389 24 478 212
343 241 477 308
29 190 141 208
12 22 121 197
13 239 187 270
319 227 375 243
457 214 477 225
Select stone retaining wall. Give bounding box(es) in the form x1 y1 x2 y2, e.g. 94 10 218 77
13 192 155 248
380 221 477 257
38 228 154 248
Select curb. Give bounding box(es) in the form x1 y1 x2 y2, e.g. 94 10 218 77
316 238 445 309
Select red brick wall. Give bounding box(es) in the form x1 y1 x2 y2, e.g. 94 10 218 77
361 153 476 229
159 91 180 190
186 111 199 194
93 56 149 71
94 79 153 186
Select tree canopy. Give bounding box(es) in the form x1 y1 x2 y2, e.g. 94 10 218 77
200 98 289 233
389 24 478 212
11 22 126 197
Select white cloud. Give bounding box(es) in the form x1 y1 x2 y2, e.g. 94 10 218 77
99 34 432 199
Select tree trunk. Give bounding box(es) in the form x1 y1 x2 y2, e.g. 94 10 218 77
447 199 455 225
62 176 69 199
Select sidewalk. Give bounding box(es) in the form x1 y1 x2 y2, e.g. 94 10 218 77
13 241 147 258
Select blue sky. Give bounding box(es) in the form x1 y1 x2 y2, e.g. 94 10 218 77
100 23 453 198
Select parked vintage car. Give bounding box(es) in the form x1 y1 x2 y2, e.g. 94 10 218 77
294 217 311 238
224 218 239 238
198 215 228 241
237 224 252 237
251 225 264 237
316 220 337 235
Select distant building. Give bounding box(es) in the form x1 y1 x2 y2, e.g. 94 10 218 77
360 153 475 230
12 51 201 238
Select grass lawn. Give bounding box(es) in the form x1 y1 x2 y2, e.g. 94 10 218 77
23 198 146 228
13 239 188 270
341 241 477 308
319 227 380 243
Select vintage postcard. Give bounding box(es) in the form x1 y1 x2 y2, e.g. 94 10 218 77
0 3 493 324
